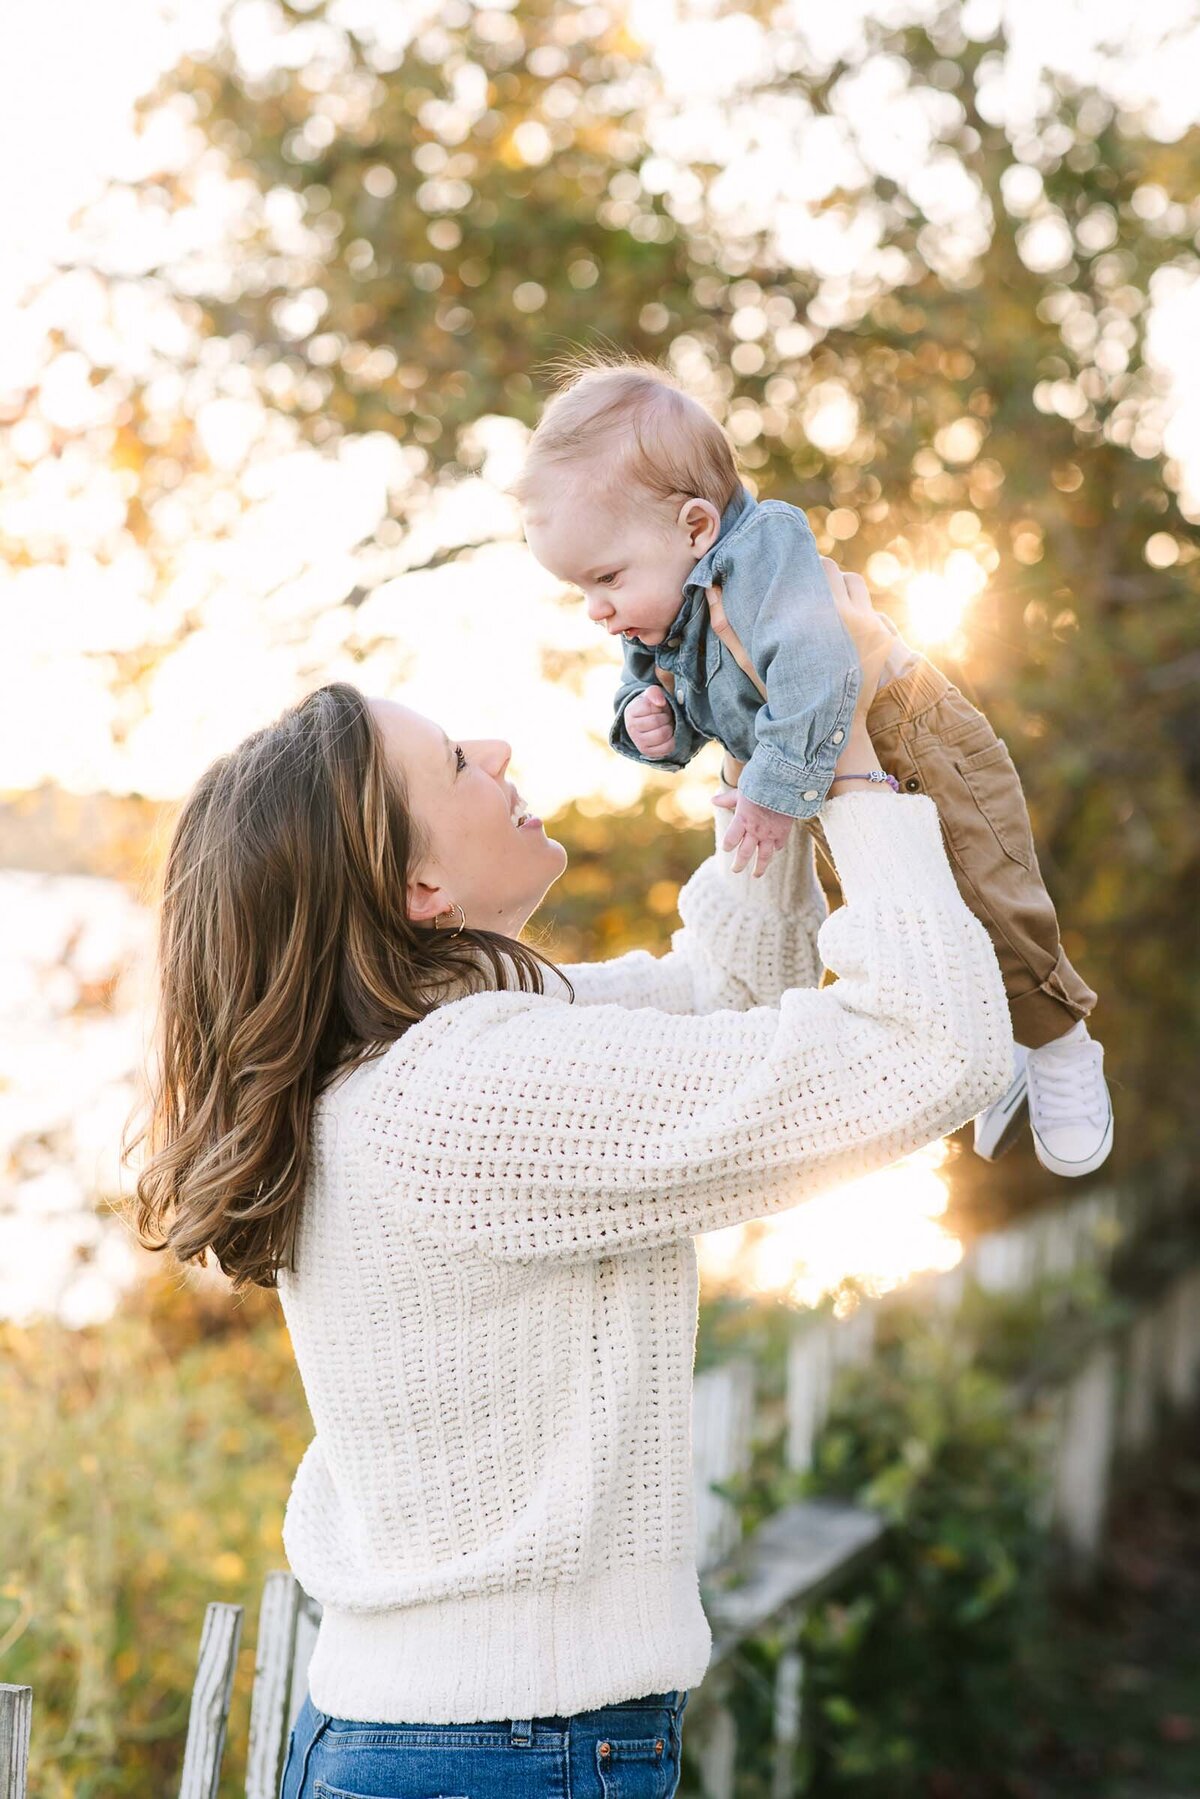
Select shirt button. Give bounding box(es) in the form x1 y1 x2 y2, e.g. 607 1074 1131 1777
666 636 681 649
803 789 819 802
832 729 845 744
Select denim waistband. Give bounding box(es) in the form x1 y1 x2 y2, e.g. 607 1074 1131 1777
525 1689 684 1729
322 1689 686 1736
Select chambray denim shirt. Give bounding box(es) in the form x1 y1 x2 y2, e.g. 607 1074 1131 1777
610 487 861 818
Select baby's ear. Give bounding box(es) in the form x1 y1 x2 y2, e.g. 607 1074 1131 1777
678 497 721 556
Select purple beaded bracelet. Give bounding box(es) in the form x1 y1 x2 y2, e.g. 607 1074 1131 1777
830 770 902 792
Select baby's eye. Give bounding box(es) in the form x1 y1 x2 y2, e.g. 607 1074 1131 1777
597 572 619 586
454 744 467 773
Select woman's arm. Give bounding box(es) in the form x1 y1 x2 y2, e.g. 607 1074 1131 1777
357 790 1012 1261
557 800 828 1016
560 562 895 1014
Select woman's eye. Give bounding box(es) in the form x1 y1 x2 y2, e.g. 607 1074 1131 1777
454 745 467 773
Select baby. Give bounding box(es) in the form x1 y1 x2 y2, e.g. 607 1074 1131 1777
516 358 1112 1180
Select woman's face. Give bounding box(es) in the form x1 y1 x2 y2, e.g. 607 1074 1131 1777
370 700 567 938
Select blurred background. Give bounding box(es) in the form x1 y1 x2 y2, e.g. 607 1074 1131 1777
1 1 1198 1794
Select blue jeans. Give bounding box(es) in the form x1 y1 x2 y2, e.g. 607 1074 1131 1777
280 1688 690 1799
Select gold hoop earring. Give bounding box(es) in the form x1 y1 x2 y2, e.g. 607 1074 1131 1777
433 901 466 937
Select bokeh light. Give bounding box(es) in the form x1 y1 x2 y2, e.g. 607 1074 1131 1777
904 554 989 648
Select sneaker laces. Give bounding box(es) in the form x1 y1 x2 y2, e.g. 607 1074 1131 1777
1028 1038 1107 1126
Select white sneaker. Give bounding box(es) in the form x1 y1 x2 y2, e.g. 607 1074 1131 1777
973 1043 1029 1161
1026 1021 1113 1178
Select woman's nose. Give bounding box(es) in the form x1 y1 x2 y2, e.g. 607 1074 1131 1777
471 739 510 779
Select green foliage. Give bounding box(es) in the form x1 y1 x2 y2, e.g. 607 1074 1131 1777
538 788 713 962
687 1267 1136 1797
0 1278 309 1799
793 1316 1051 1793
28 0 1195 1175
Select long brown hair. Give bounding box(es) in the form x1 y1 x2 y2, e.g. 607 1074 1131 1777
131 682 563 1291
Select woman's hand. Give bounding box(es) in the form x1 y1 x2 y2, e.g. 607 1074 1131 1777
820 558 895 720
820 559 896 796
712 560 897 827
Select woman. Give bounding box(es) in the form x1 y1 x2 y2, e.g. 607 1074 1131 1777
135 567 1009 1799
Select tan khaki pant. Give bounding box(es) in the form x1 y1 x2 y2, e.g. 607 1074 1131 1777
701 597 1095 1049
855 655 1095 1049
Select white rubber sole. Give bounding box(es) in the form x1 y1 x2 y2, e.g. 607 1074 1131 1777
973 1046 1029 1161
1030 1101 1114 1178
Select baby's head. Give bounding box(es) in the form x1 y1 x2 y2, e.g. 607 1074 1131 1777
515 360 741 647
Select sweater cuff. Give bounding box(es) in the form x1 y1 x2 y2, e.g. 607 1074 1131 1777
819 791 962 909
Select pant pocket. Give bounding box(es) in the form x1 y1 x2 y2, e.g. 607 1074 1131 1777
955 740 1036 870
313 1784 469 1799
595 1735 671 1799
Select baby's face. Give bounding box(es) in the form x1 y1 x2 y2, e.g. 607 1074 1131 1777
524 488 702 649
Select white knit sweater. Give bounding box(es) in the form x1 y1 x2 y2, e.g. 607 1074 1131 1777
277 793 1009 1725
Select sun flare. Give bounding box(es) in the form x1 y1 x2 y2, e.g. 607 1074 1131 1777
695 1139 960 1309
903 554 987 647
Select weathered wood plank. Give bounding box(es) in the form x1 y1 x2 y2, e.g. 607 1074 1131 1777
770 1630 806 1799
0 1685 32 1799
1161 1267 1200 1411
693 1361 755 1573
785 1322 834 1474
691 1667 738 1799
179 1602 243 1799
245 1572 302 1799
1118 1310 1161 1456
1051 1342 1118 1576
704 1498 887 1662
287 1590 322 1735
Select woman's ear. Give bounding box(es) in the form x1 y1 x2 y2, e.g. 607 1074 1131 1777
677 497 721 557
406 876 451 926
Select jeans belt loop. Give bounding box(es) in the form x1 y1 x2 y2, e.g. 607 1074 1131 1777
510 1718 533 1746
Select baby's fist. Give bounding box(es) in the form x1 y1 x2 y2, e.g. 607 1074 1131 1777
625 687 677 759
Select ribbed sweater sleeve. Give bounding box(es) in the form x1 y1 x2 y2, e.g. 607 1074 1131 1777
353 793 1011 1262
560 797 828 1014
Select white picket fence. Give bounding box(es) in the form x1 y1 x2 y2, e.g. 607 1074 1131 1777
685 1183 1200 1793
3 1186 1198 1799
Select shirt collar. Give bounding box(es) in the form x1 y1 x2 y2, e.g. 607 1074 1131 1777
633 487 758 649
685 484 756 599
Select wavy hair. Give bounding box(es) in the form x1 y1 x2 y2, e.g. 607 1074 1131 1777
131 682 564 1290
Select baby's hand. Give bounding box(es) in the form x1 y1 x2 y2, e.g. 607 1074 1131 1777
715 790 793 877
625 686 677 759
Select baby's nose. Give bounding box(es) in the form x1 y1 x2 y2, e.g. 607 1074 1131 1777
586 592 614 622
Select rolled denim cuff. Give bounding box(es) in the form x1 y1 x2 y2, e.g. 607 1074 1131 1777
738 743 836 819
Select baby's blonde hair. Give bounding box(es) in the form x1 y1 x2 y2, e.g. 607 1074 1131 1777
514 354 741 519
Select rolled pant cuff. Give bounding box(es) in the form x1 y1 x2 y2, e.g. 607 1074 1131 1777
1009 948 1097 1051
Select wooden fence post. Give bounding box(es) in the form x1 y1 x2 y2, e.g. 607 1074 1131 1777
1118 1310 1161 1457
770 1622 806 1799
1051 1342 1118 1579
1161 1267 1200 1412
692 1360 756 1573
286 1590 322 1738
179 1602 243 1799
785 1320 834 1475
0 1686 32 1799
246 1573 301 1799
693 1662 738 1799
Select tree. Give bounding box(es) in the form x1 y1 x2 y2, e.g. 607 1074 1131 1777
8 0 1199 1173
